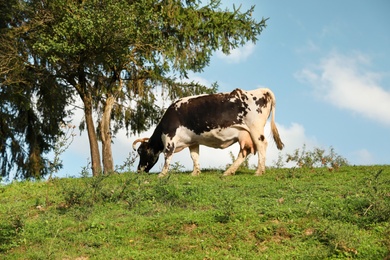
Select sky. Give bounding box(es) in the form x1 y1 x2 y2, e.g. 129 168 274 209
56 0 390 178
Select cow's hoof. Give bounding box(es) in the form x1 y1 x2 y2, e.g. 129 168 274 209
191 171 200 177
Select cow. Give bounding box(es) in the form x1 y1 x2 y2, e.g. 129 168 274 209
132 88 284 177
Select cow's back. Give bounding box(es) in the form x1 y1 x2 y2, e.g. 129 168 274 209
157 88 274 146
165 89 253 135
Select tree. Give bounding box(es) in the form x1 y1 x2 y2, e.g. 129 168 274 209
0 0 72 179
1 0 267 178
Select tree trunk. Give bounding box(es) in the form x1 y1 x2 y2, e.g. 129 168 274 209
100 95 115 173
83 95 102 176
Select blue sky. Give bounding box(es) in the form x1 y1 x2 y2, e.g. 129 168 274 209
57 0 389 177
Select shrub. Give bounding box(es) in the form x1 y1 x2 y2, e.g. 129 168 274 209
361 169 390 224
285 145 349 170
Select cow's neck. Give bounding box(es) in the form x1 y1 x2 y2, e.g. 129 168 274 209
149 125 164 153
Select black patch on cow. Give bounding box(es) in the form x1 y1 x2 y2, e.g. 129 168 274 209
255 91 271 114
166 142 175 154
138 88 275 173
136 142 161 172
158 89 250 136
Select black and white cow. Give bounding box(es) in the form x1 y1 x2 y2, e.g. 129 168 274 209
132 88 284 177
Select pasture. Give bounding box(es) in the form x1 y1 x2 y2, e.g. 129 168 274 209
1 166 389 259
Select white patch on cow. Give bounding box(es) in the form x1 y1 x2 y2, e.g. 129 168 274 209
173 94 209 109
228 96 239 102
169 125 250 152
151 88 282 177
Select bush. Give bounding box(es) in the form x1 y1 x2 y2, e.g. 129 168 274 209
285 145 349 170
361 169 390 224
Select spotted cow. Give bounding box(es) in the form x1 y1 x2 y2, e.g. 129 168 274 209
132 88 284 177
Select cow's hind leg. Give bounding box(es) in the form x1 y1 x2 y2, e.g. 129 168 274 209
223 149 246 176
250 131 268 176
189 145 201 176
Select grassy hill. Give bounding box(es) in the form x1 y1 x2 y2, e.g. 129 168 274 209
1 166 389 259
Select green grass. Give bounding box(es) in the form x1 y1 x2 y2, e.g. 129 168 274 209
1 166 389 259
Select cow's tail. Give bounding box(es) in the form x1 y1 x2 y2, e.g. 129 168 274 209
269 90 284 150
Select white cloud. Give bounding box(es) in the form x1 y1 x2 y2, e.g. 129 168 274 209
296 52 390 127
295 40 320 54
59 89 318 176
216 42 255 64
259 122 320 168
130 122 318 173
58 75 318 176
59 119 316 176
350 149 374 165
183 73 212 87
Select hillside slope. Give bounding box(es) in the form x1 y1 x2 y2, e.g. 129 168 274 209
1 166 389 259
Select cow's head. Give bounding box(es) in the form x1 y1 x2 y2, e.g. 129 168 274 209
132 138 159 172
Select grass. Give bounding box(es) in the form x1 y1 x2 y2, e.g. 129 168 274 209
1 166 389 259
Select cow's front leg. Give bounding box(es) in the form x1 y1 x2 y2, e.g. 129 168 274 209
189 145 201 176
158 143 175 177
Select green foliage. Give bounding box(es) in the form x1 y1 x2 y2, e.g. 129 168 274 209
0 213 24 253
285 144 349 170
228 145 348 173
115 151 138 172
29 0 264 117
48 123 76 179
0 0 73 179
213 193 236 223
272 152 286 168
1 166 389 259
360 169 390 223
0 82 71 179
169 161 186 174
1 0 267 178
